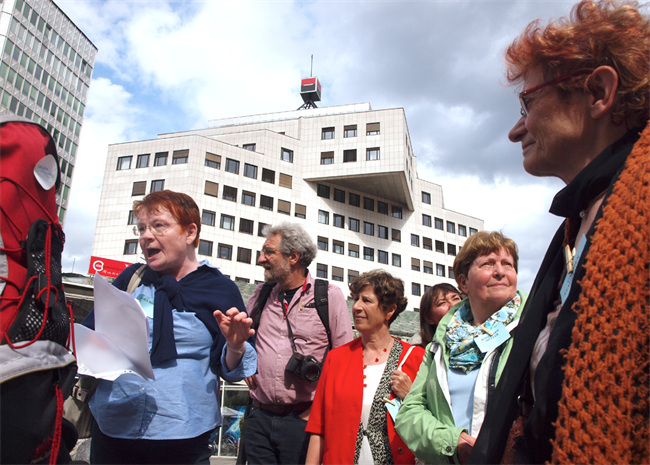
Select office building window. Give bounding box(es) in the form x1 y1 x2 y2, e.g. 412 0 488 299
392 206 403 219
378 201 388 215
392 254 401 267
424 261 433 274
344 125 357 137
198 240 213 256
366 122 380 135
295 204 306 219
349 217 360 232
435 240 445 253
150 179 164 192
334 188 345 203
242 191 255 206
217 244 232 260
422 191 431 204
154 152 168 166
470 227 478 236
349 244 360 258
223 186 237 202
281 147 293 163
343 149 357 162
448 244 457 256
317 237 328 251
278 200 291 215
116 156 132 170
448 267 455 279
411 234 420 247
201 210 215 226
172 149 189 165
205 152 220 169
436 264 445 276
235 277 250 283
128 211 137 225
136 154 150 168
225 158 239 174
237 247 252 264
378 250 388 264
243 143 256 151
244 163 258 179
321 127 335 140
317 184 330 199
412 283 421 296
321 151 334 164
124 240 137 255
423 214 432 227
349 193 360 207
220 214 235 230
392 229 401 242
279 173 292 189
132 181 146 196
318 210 329 225
317 263 328 279
447 221 456 234
260 195 273 211
412 258 420 272
423 237 432 250
348 270 359 282
262 168 275 184
239 218 254 235
333 214 344 228
257 222 268 236
204 180 219 197
366 148 380 161
378 225 388 239
458 224 467 237
364 197 374 211
363 222 374 236
363 247 374 261
435 217 444 230
333 240 344 255
332 266 344 282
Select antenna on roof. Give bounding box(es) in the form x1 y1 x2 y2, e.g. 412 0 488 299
310 54 313 77
298 56 321 110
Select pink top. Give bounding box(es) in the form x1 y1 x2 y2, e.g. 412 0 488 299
247 272 353 405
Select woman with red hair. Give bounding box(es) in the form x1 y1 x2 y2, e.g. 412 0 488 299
470 1 649 464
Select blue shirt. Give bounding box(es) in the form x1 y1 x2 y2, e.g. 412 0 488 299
90 262 257 440
448 367 479 432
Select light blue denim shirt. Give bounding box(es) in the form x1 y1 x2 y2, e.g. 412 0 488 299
90 262 257 440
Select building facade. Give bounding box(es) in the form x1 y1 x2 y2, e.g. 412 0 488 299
92 103 483 312
0 0 96 223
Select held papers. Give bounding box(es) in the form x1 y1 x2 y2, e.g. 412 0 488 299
73 274 155 381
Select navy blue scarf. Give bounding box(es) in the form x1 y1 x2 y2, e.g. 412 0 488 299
83 263 247 369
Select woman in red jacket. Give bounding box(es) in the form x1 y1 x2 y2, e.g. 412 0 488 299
305 270 425 464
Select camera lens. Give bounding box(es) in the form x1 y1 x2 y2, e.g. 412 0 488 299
303 362 321 382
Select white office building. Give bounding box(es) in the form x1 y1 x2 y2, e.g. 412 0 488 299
92 102 483 311
0 0 96 224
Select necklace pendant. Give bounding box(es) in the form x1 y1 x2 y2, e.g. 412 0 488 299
375 357 379 363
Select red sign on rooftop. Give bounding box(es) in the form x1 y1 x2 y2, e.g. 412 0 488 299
88 255 135 278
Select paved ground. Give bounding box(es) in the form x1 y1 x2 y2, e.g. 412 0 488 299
210 457 237 465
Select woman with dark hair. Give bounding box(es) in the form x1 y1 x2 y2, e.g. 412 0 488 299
83 190 257 464
396 231 527 465
471 2 649 464
417 283 462 348
305 270 425 465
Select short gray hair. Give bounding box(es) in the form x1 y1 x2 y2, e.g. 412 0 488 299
262 222 318 268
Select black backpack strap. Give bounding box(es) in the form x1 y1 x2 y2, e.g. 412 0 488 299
314 279 331 349
252 282 276 331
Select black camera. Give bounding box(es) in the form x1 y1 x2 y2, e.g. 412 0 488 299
285 352 323 382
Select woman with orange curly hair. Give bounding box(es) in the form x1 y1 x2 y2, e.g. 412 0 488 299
470 1 649 464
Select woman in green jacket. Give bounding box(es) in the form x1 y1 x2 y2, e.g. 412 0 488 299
395 231 526 464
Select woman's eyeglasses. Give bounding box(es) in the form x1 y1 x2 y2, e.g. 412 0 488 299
518 68 594 116
137 222 179 236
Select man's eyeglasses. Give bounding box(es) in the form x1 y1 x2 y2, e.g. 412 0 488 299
137 222 179 236
260 248 281 257
518 68 595 116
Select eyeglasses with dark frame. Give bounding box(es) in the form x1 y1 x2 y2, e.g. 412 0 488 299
518 68 595 116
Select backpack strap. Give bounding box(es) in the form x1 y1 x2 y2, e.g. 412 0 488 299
252 282 276 331
314 279 331 349
126 264 148 294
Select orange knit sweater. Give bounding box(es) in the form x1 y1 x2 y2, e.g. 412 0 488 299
552 124 650 464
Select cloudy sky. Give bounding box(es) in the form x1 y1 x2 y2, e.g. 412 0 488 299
60 0 577 292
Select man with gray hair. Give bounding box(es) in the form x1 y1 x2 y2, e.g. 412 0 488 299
243 222 353 464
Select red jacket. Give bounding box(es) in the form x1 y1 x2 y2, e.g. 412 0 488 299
306 337 425 464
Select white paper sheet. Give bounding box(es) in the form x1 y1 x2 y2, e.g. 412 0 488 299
73 274 155 381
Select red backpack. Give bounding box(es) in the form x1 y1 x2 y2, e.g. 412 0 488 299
0 115 77 464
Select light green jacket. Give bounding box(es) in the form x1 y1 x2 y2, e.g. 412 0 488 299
395 291 527 464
